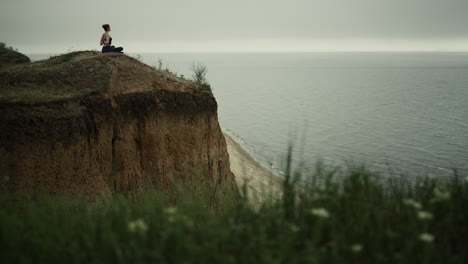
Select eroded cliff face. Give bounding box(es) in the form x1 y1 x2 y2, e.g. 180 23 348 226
0 51 235 199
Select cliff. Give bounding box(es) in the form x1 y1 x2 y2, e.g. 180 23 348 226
0 51 236 199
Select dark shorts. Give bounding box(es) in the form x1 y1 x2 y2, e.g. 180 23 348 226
102 45 123 53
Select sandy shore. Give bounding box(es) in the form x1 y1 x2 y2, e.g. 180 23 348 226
224 133 283 204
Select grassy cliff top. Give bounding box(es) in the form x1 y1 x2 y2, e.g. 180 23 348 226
0 47 30 68
0 51 203 105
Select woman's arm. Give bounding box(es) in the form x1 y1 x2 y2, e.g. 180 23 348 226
100 33 109 46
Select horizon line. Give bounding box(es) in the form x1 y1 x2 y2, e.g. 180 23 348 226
23 49 468 55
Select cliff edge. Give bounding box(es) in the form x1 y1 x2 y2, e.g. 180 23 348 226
0 51 236 198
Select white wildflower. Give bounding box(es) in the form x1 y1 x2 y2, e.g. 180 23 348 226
402 198 422 210
164 206 177 214
312 193 328 201
417 211 433 220
310 208 330 218
164 207 179 223
350 244 363 253
433 188 450 201
128 218 148 234
419 233 434 243
289 224 299 233
318 184 327 192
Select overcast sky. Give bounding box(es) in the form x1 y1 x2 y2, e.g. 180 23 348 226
2 0 468 53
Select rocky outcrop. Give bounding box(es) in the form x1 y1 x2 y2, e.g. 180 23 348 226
0 51 236 199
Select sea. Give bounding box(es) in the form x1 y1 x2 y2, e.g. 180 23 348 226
28 52 468 179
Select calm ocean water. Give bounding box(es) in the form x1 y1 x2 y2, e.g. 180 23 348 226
29 52 468 178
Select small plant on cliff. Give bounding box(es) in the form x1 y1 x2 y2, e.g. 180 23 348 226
152 58 185 79
190 62 211 90
164 67 178 76
157 58 163 70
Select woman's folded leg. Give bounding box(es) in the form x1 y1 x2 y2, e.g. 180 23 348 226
102 46 124 53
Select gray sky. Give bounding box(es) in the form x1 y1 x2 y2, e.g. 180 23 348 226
2 0 468 53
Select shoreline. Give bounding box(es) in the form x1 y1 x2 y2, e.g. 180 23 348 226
224 133 283 203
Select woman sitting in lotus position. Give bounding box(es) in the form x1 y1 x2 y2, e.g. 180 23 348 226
100 24 124 53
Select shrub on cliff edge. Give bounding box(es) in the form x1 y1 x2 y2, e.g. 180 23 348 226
190 62 211 90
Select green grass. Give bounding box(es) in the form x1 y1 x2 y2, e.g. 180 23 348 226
0 53 108 105
1 161 467 264
0 48 28 60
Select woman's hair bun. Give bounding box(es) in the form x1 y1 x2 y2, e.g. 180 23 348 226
102 24 110 31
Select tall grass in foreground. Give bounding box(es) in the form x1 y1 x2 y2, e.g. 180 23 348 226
1 162 467 264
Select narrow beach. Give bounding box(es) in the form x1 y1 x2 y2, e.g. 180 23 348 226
224 133 283 203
